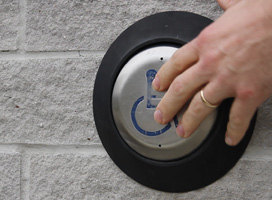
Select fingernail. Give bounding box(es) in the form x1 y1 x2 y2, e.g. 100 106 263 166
153 76 160 90
154 109 163 124
225 135 233 146
176 124 185 137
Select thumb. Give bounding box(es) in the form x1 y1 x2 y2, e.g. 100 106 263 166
217 0 241 10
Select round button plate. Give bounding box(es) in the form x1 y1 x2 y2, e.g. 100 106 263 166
112 46 217 160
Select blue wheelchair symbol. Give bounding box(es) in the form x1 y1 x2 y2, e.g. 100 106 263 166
131 69 178 136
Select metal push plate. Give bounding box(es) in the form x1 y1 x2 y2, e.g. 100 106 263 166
112 46 217 160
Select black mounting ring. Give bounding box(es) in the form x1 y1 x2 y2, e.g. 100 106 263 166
93 11 257 193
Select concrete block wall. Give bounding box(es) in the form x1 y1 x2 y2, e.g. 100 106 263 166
0 0 271 199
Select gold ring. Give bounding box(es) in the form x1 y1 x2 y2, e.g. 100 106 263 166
200 90 219 108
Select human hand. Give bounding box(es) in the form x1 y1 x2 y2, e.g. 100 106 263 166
153 0 272 146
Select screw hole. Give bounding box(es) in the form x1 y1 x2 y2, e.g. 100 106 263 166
160 57 163 61
158 144 162 147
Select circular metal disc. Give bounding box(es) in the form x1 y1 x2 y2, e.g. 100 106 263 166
112 46 217 160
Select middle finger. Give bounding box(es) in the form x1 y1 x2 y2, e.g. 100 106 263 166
153 42 199 91
154 64 208 124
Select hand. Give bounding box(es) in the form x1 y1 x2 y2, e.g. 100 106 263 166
153 0 272 146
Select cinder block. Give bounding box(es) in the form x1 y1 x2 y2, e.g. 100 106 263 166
200 160 272 200
0 0 19 51
0 56 101 144
29 152 272 200
25 0 223 51
0 152 21 200
29 153 131 200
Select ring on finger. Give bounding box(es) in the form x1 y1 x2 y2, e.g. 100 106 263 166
200 90 219 108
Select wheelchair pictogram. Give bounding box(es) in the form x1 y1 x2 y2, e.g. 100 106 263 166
131 69 178 136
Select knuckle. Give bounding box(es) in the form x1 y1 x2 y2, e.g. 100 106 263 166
170 50 186 71
196 27 213 47
228 115 244 132
236 87 256 100
182 101 205 136
197 51 221 76
181 118 195 137
189 101 203 117
170 79 184 95
216 73 229 85
227 119 247 145
171 50 181 64
202 51 220 66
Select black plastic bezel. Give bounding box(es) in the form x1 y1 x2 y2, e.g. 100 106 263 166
93 11 256 192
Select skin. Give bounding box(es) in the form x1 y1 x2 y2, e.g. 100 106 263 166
153 0 272 146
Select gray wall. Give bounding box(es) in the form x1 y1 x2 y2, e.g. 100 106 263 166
0 0 271 199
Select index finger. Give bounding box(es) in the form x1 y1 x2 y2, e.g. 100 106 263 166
152 42 199 91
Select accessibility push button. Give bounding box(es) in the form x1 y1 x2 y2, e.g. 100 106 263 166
112 46 217 161
131 68 179 137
